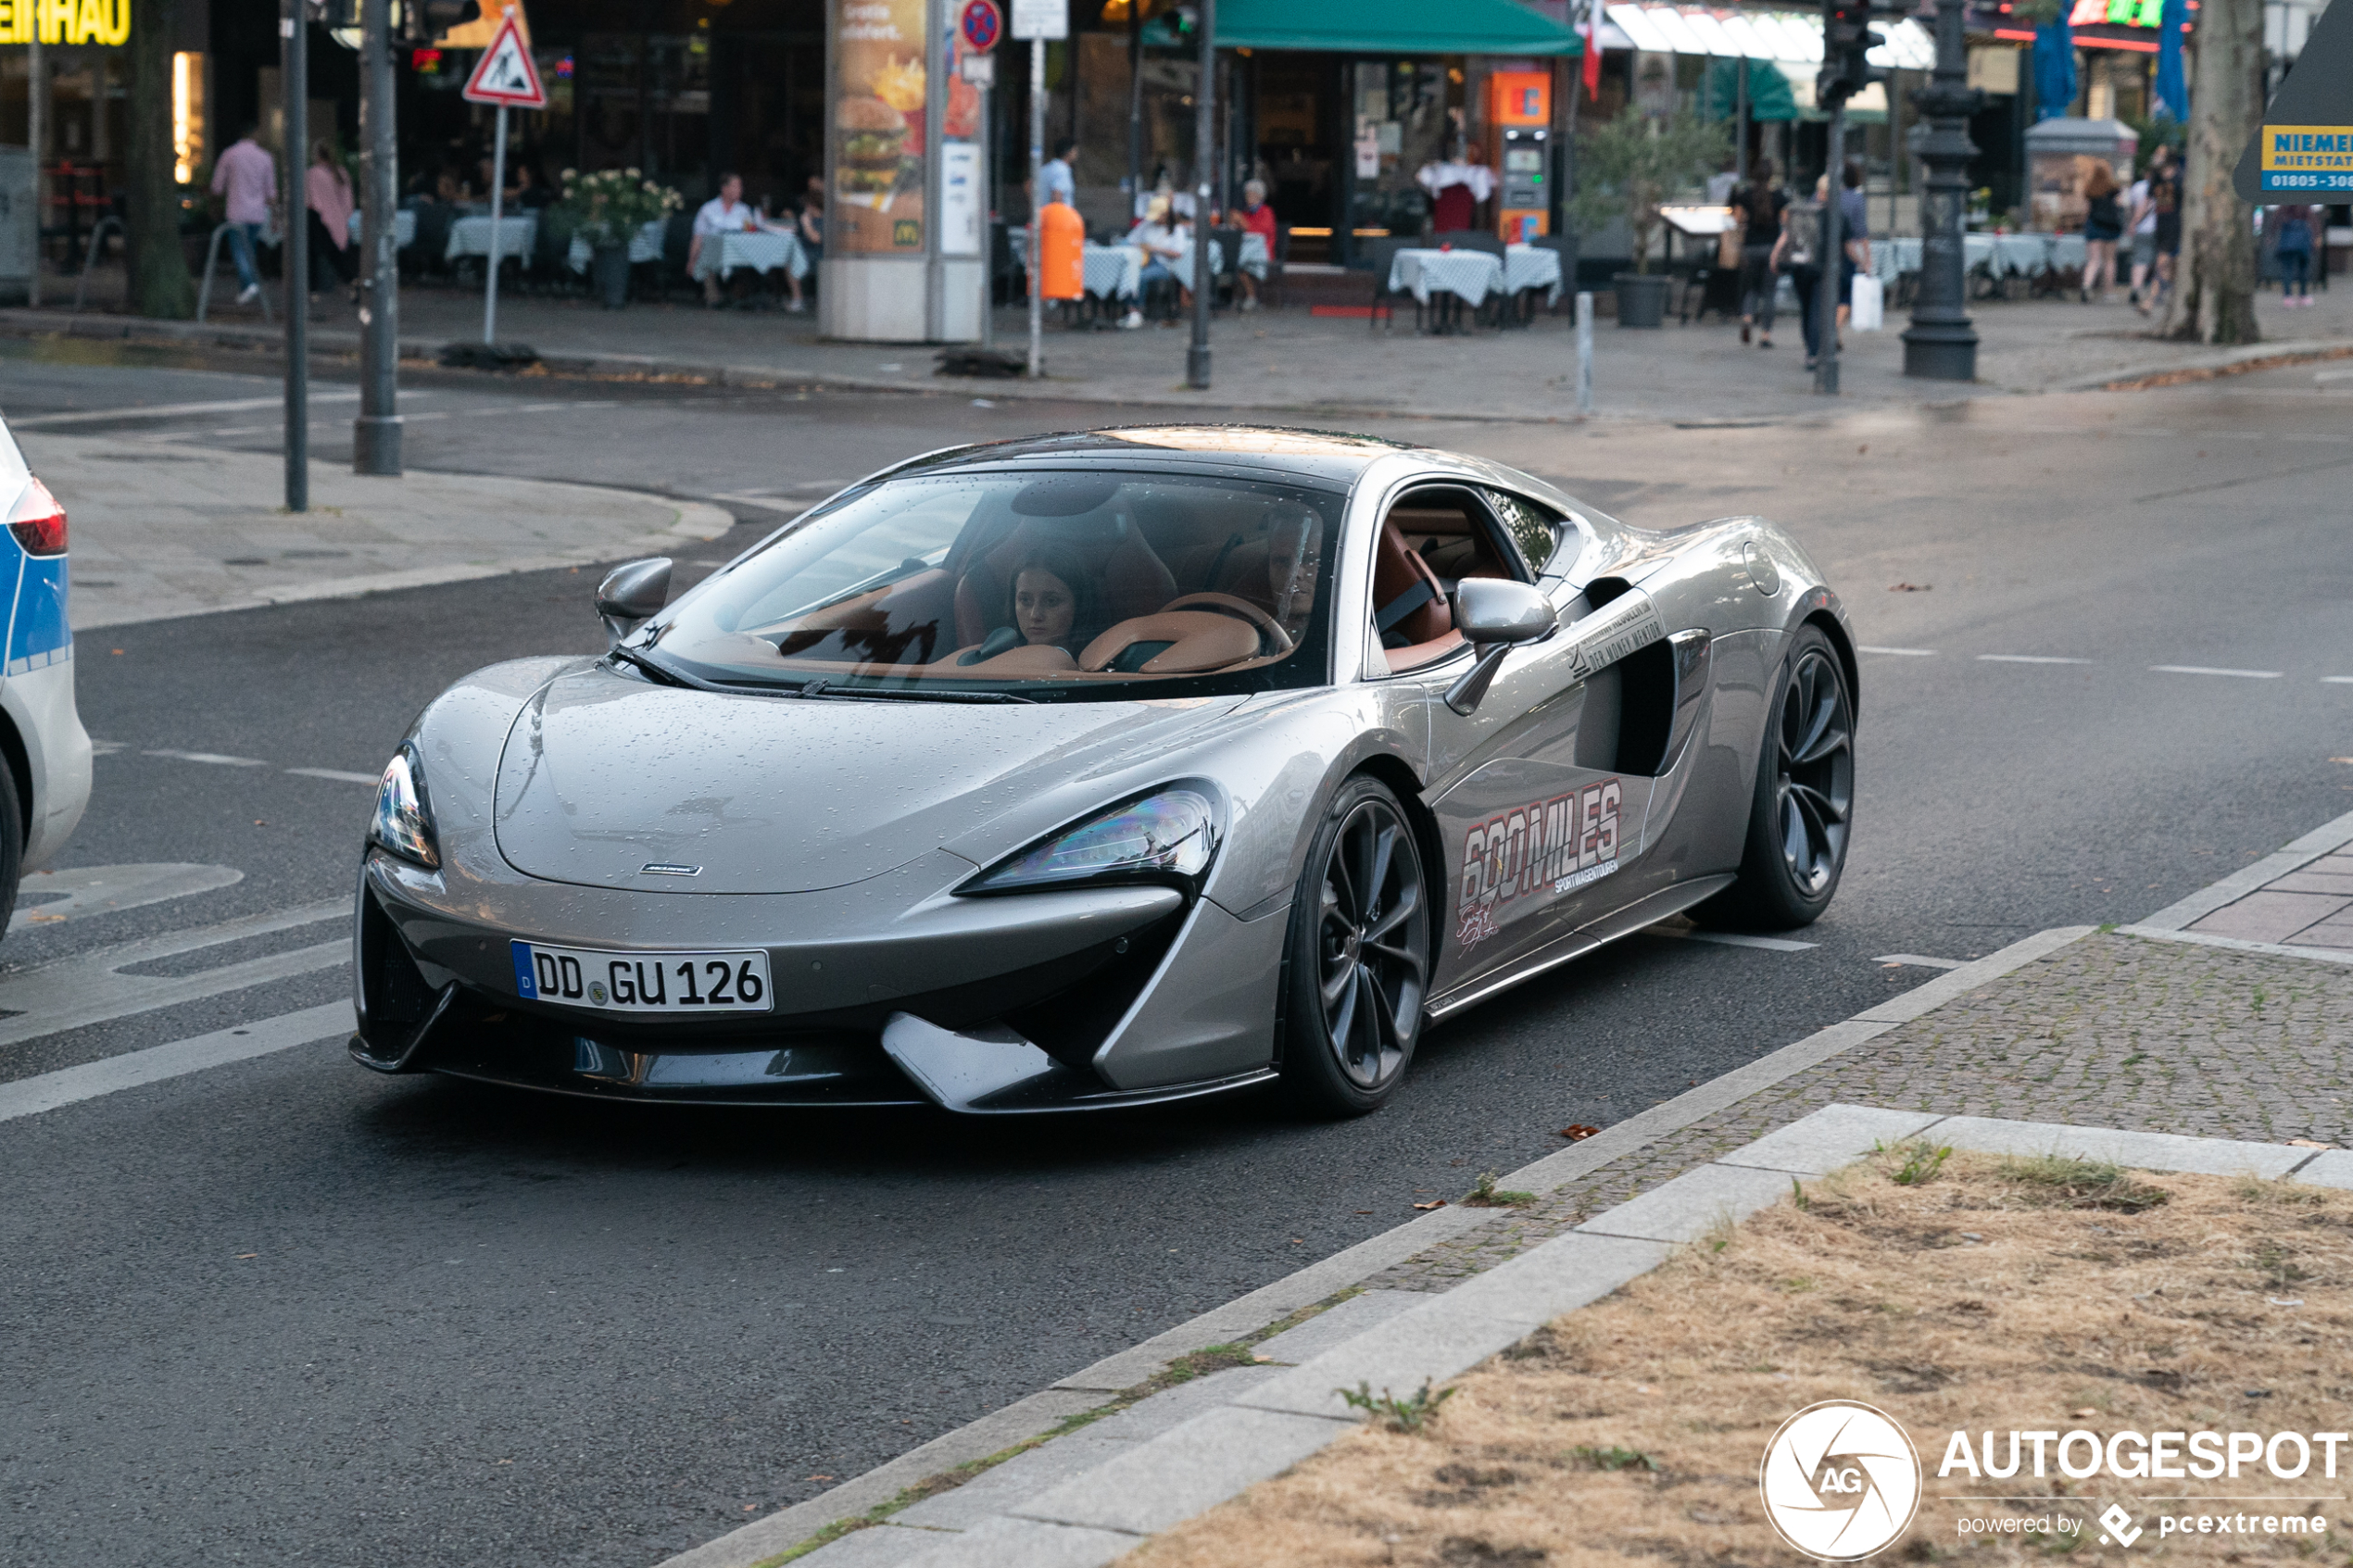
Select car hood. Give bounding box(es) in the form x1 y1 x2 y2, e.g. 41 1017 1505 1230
493 668 1248 894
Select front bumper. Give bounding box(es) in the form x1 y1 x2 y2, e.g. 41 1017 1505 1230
351 848 1285 1111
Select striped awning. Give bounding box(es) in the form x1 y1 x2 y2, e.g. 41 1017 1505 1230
1604 5 1937 69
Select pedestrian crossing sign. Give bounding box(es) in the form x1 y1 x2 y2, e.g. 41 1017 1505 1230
462 12 547 109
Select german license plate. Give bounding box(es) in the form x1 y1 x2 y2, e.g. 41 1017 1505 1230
510 941 774 1013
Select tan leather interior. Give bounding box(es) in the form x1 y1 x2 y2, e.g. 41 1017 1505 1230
940 642 1079 674
1159 592 1292 653
952 520 1177 647
1371 521 1453 646
773 568 956 665
1079 611 1262 674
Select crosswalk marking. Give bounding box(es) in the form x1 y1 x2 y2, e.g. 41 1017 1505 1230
0 1003 352 1123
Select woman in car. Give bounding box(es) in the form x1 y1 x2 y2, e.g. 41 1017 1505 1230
1010 548 1101 658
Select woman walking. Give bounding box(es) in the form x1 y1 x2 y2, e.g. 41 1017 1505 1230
1732 157 1788 348
2080 161 2121 303
306 140 359 299
2271 205 2317 307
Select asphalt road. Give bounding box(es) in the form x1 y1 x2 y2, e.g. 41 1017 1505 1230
3 336 2348 1568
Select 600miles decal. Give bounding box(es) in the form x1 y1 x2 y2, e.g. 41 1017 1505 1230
1455 778 1625 949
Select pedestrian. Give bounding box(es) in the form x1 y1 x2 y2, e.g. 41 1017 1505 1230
304 140 359 300
797 173 825 270
2271 204 2316 307
2144 144 2182 316
2125 161 2158 307
690 172 805 313
512 163 553 210
2080 160 2121 304
1126 194 1191 327
1781 176 1823 370
1227 179 1277 311
1705 156 1739 207
1732 157 1787 348
209 122 275 307
1038 136 1078 211
1792 160 1869 367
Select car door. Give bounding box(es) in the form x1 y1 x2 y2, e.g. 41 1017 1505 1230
1366 480 1658 997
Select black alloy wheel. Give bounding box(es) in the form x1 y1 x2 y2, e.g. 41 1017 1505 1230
1697 623 1855 932
1282 775 1431 1116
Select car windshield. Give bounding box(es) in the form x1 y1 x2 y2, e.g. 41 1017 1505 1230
645 469 1344 700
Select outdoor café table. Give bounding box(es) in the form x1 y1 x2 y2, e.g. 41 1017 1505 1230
1007 232 1146 303
692 228 810 284
1500 243 1563 321
1163 236 1226 295
1236 229 1270 279
347 208 417 248
445 213 536 265
1390 247 1503 332
567 219 668 273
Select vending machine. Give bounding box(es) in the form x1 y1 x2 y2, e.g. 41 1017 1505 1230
1489 70 1552 243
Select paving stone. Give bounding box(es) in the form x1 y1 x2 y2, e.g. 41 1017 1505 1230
1714 1103 1947 1175
1927 1115 2308 1177
1250 1289 1429 1365
890 1435 1138 1531
2268 871 2353 897
2297 1150 2353 1190
1233 1302 1542 1421
899 1516 1139 1568
1361 934 2353 1293
1434 1232 1672 1328
1080 1364 1289 1443
2189 891 2350 943
1576 1161 1798 1244
1012 1406 1353 1536
794 1523 952 1568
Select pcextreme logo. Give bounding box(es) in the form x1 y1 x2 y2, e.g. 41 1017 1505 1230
1760 1401 1924 1561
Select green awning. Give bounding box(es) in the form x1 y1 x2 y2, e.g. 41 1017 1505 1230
1217 0 1582 56
1705 57 1799 122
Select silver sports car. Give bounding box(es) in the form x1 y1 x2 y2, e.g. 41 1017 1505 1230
354 425 1856 1115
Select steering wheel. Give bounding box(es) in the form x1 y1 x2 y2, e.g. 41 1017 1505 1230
1157 593 1293 657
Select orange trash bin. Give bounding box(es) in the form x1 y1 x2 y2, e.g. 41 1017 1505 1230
1038 201 1084 301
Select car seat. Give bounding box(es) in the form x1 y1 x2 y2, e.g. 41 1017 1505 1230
1371 521 1463 671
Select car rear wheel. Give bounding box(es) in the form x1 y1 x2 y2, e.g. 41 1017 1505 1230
0 763 23 938
1280 775 1431 1117
1696 623 1854 932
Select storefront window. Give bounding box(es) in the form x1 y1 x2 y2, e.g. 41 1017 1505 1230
1346 58 1451 239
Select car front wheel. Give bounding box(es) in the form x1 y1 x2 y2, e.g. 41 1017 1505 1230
1279 775 1431 1117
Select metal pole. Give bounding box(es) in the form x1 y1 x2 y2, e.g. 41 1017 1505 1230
484 106 507 344
355 0 402 473
283 0 309 511
1184 0 1213 390
980 78 996 352
1026 36 1043 379
1812 104 1844 395
1735 57 1748 182
1900 0 1982 380
1574 289 1593 412
26 36 42 308
1126 0 1142 215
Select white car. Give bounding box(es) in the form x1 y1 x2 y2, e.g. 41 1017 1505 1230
0 416 94 928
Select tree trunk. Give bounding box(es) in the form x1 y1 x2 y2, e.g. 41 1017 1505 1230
2166 0 2262 344
125 0 195 319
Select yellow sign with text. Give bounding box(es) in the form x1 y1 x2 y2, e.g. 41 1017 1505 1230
0 0 132 44
2259 125 2353 192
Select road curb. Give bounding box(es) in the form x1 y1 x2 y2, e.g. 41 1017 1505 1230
656 922 2095 1568
2056 335 2353 392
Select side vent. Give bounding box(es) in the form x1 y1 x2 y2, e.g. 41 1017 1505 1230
1614 638 1677 776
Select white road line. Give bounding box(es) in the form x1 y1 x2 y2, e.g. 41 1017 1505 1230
1872 953 1969 970
1646 927 1819 953
1859 646 1936 657
2149 665 2283 679
144 748 269 767
2326 677 2353 685
11 862 243 932
8 392 364 427
1978 654 2094 665
284 767 381 784
0 1002 351 1123
0 900 349 1050
2316 369 2353 383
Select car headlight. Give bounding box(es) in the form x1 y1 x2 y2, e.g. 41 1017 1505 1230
963 786 1220 897
369 745 440 870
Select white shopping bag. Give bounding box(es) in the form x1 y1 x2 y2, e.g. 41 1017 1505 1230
1850 272 1885 332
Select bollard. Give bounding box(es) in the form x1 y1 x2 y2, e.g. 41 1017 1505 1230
1575 291 1594 414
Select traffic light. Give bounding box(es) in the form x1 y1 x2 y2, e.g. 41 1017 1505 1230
401 0 481 44
1818 0 1887 108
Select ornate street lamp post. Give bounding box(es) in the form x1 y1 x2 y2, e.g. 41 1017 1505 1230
1901 0 1982 380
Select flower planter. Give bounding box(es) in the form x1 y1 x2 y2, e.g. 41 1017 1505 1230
1613 271 1670 329
592 244 632 310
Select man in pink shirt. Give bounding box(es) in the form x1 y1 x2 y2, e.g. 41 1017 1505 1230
209 124 276 305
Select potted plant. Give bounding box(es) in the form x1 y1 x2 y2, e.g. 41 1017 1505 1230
553 167 685 309
1567 108 1730 328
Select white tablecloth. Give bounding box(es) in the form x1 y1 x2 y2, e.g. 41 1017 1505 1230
1502 244 1564 306
1009 233 1148 301
1164 238 1226 294
346 208 418 248
1870 232 2092 283
1236 229 1271 280
446 214 536 264
568 219 669 273
1390 248 1503 307
691 228 810 283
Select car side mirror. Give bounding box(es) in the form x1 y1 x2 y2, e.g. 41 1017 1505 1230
597 557 673 649
1444 579 1556 716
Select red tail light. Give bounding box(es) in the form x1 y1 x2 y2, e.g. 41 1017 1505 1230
8 478 67 557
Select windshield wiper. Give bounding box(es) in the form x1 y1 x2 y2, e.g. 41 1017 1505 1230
609 645 809 698
799 678 1037 706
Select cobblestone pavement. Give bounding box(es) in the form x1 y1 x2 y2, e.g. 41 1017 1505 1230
1365 931 2353 1291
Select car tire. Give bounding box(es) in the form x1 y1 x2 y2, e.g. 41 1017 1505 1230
1278 774 1432 1117
0 762 24 939
1695 623 1855 933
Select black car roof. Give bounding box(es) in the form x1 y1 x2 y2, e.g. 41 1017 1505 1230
887 424 1425 488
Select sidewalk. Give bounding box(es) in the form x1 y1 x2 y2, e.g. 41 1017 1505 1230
7 426 731 630
672 806 2353 1568
18 267 2353 425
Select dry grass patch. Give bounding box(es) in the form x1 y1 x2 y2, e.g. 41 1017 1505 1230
1127 1148 2353 1568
